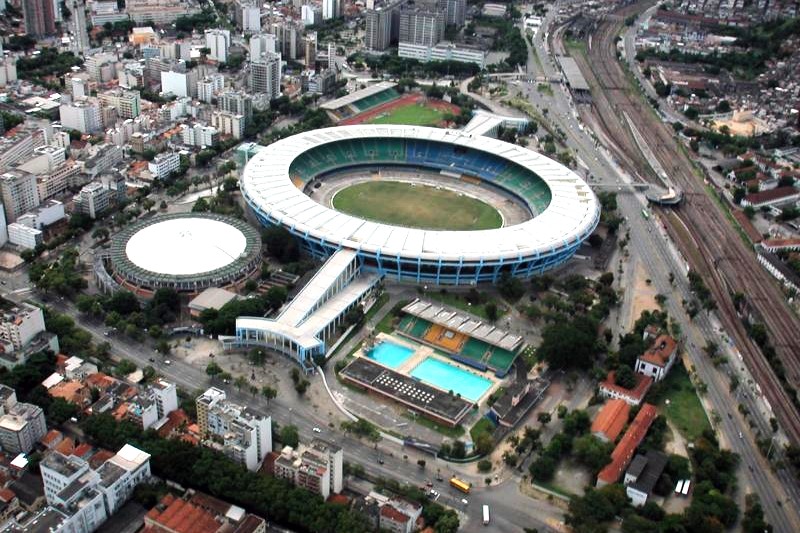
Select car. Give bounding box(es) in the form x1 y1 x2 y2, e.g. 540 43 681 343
429 490 440 500
461 499 469 506
425 481 433 488
148 357 155 363
739 432 743 439
164 360 172 365
377 458 385 465
312 427 322 433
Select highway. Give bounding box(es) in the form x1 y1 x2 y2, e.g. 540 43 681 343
512 3 800 530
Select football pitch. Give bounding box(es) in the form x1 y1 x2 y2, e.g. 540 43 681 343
332 181 503 230
367 103 448 126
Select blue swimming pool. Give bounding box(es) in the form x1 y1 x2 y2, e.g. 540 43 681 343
367 341 415 369
410 357 492 402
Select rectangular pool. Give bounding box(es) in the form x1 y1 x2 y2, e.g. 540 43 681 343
410 357 492 402
367 341 415 369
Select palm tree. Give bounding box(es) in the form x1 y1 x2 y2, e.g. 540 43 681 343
261 386 277 404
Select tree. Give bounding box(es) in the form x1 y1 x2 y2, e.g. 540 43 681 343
477 459 492 472
114 359 137 376
280 424 300 447
261 386 277 404
234 375 248 391
265 286 288 310
537 412 551 425
48 397 79 424
529 455 556 481
615 365 637 389
573 434 613 470
537 316 598 369
450 440 466 459
156 339 171 355
206 361 223 379
475 433 494 455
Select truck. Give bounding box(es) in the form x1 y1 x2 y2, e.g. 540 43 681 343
482 505 490 526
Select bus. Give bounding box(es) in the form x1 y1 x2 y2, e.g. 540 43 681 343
482 505 490 526
449 477 471 494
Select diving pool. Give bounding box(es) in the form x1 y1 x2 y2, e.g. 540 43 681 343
410 357 492 402
367 341 415 369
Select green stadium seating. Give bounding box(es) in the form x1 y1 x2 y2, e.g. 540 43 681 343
461 338 490 362
351 89 400 112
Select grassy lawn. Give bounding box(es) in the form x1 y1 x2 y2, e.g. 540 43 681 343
536 83 554 96
648 364 711 442
365 292 390 323
424 291 505 321
368 103 447 126
404 412 465 438
469 417 495 443
333 181 502 231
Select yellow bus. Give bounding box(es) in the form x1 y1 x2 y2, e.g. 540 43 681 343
449 477 471 494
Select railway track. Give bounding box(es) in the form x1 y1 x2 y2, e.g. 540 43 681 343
571 2 800 444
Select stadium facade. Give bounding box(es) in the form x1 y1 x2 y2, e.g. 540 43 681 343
241 125 599 285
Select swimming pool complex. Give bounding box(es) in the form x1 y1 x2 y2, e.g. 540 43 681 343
367 341 415 369
410 357 492 402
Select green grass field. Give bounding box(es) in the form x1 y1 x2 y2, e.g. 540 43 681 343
332 181 502 230
648 364 711 442
368 103 448 126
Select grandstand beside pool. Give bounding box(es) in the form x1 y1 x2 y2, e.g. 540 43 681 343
397 299 522 377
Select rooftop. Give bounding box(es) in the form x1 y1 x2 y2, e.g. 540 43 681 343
145 494 222 533
744 186 800 205
638 335 677 368
598 403 658 485
591 399 630 442
628 451 668 496
600 371 653 403
320 82 397 110
402 299 522 351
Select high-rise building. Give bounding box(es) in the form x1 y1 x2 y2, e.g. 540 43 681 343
365 6 393 51
98 89 141 119
269 438 343 499
219 90 253 120
197 74 225 103
0 204 8 248
250 52 282 100
322 0 341 19
304 33 317 69
250 32 277 58
210 111 245 140
22 0 56 37
181 123 219 147
0 385 46 454
270 21 302 60
59 100 103 134
441 0 465 27
77 181 110 219
70 0 91 55
301 4 321 25
147 152 181 180
196 387 272 471
205 29 231 63
0 170 40 223
399 7 444 47
241 4 261 32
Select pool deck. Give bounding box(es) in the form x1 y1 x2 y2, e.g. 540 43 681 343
358 333 501 405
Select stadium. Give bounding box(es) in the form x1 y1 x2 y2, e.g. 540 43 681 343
99 213 262 297
241 125 600 285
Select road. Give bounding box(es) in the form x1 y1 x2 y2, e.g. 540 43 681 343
510 3 800 530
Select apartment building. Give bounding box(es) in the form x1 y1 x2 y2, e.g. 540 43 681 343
249 54 282 100
0 384 47 454
205 29 231 63
7 223 43 250
267 438 343 498
147 152 181 180
98 89 141 119
59 100 103 134
1 170 40 223
196 387 272 471
0 303 46 351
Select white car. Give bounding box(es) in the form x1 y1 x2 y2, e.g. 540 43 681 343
312 427 322 433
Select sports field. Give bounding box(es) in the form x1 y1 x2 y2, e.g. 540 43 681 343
332 181 502 230
368 103 448 126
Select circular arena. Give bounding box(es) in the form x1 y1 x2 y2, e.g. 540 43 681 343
104 213 262 296
242 125 600 285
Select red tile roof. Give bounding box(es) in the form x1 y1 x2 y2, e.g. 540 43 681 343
597 403 658 485
733 210 764 244
639 335 677 368
744 186 800 205
72 443 93 458
54 437 75 456
40 429 63 448
0 488 16 503
89 449 115 470
327 494 349 506
599 371 653 402
380 504 411 524
146 495 222 533
591 399 630 442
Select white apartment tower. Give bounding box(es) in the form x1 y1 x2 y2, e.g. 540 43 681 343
205 28 231 63
250 52 282 100
322 0 341 19
0 170 40 222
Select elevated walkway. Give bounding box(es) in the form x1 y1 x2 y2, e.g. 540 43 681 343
231 249 381 369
